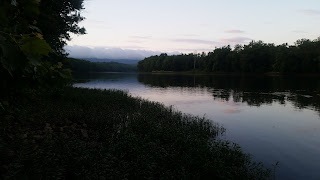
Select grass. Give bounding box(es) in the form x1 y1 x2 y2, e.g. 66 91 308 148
1 87 271 179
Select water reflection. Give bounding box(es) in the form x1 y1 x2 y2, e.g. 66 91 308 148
74 73 320 179
138 74 320 116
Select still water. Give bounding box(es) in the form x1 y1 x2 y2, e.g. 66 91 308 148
74 73 320 180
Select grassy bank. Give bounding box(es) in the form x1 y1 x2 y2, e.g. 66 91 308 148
1 87 270 179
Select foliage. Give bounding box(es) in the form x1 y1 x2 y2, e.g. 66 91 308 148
37 0 86 54
67 58 138 72
0 1 50 94
0 0 85 100
0 87 271 179
138 38 320 73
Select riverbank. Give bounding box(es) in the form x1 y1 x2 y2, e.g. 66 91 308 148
145 71 320 77
1 87 270 179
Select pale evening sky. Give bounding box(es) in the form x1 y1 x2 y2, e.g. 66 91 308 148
66 0 320 59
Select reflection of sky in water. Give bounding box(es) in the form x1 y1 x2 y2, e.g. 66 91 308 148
74 73 320 180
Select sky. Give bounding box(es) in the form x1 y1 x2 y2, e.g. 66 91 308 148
66 0 320 60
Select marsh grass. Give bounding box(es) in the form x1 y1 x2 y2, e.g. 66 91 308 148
1 87 270 179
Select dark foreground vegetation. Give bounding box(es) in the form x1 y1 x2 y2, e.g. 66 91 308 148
1 87 271 179
138 38 320 73
67 58 137 72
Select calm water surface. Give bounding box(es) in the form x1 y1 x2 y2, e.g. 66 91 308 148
74 73 320 180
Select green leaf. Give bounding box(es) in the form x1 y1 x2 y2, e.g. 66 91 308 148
20 36 52 57
29 25 42 33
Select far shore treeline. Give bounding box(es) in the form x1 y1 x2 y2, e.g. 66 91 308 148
67 58 137 72
138 38 320 73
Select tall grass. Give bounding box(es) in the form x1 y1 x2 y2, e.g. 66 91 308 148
0 87 270 179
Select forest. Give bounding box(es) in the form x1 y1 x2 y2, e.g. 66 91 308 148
67 58 137 72
138 39 320 73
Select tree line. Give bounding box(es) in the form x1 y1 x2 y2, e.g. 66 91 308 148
67 58 137 72
138 38 320 73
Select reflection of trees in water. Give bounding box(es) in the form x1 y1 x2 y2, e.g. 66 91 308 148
138 74 320 115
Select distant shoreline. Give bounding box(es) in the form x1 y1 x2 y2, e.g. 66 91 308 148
73 71 320 77
138 71 320 77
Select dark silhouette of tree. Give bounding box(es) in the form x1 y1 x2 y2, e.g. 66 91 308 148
38 0 86 54
0 0 86 96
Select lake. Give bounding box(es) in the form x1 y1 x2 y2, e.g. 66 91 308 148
74 73 320 180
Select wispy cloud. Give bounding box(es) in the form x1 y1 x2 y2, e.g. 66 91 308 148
127 40 144 43
172 39 218 45
221 37 252 44
119 45 148 50
127 36 151 44
292 30 307 33
179 34 199 37
298 9 320 16
224 30 245 34
172 48 214 53
129 35 152 39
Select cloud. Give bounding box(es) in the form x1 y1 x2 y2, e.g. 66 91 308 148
221 37 252 44
127 40 144 43
119 45 146 49
179 34 199 37
129 35 152 39
292 30 307 33
65 45 163 60
172 48 214 53
224 30 245 34
298 9 320 16
172 39 218 45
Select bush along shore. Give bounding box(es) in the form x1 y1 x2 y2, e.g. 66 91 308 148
1 87 271 179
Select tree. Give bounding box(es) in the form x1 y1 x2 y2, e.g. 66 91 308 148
0 0 86 97
38 0 86 55
0 1 51 91
211 45 232 72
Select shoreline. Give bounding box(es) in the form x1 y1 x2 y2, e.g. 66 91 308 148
1 87 271 179
139 71 320 77
73 71 320 77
